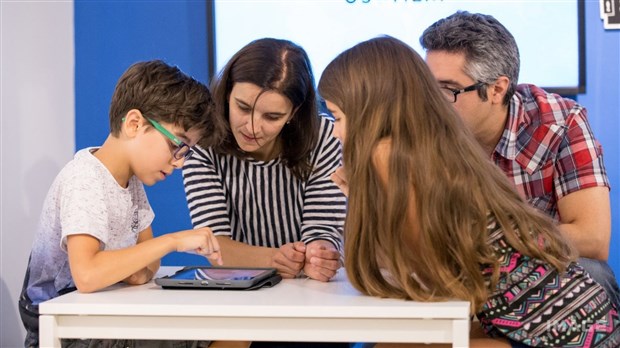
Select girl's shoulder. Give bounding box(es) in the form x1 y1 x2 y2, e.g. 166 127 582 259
371 138 393 187
373 138 392 155
371 138 392 167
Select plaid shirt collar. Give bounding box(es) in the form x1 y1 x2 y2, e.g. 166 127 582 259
494 90 528 161
492 84 558 175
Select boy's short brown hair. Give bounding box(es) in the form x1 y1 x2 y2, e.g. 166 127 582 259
109 60 223 146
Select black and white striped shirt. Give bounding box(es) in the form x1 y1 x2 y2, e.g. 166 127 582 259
183 117 346 250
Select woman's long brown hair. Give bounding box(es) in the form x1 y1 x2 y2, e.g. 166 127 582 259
318 36 576 313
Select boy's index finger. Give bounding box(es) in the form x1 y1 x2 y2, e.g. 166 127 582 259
208 251 223 265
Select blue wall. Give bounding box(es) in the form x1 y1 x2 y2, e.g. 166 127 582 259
577 1 620 274
75 0 211 265
75 1 620 270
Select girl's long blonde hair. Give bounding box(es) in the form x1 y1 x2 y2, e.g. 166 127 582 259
318 36 576 312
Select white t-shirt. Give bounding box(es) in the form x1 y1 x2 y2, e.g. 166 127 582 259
23 147 154 305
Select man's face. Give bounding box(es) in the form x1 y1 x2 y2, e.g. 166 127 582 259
425 50 493 136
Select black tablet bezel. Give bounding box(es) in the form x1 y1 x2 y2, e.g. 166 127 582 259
155 266 278 290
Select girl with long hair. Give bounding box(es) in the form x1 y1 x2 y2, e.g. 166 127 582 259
318 36 620 347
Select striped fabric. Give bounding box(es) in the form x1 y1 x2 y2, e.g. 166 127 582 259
478 215 620 347
492 84 609 219
183 117 346 250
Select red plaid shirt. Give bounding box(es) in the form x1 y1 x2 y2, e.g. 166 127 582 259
492 84 610 220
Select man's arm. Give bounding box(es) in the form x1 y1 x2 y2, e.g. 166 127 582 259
556 186 611 260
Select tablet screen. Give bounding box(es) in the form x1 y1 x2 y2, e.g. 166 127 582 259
169 268 267 281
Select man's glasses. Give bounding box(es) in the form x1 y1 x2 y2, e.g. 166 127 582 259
440 82 485 103
145 117 193 160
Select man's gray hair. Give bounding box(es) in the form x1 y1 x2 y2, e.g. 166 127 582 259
420 11 520 105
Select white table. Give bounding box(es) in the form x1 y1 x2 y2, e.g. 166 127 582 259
39 267 470 347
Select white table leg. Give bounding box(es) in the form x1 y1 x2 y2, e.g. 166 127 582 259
452 318 470 348
39 314 61 348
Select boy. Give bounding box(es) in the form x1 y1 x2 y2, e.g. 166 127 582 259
19 60 224 347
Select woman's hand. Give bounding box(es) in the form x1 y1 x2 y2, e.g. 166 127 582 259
271 242 306 278
330 166 349 197
303 240 341 282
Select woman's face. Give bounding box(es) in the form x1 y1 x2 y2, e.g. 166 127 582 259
325 100 347 144
228 82 293 161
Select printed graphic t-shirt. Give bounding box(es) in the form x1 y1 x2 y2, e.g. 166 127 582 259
21 147 154 307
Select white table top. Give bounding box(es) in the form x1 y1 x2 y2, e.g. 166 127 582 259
40 267 470 320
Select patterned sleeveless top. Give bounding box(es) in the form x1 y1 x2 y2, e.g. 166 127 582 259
477 216 620 347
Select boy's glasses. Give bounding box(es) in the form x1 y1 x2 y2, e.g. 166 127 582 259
440 82 485 103
145 117 194 160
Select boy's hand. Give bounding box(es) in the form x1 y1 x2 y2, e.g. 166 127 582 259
330 166 349 197
122 267 154 285
271 241 306 278
173 227 223 265
303 240 341 282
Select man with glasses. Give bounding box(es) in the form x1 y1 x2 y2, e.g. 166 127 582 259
420 11 620 309
19 60 224 348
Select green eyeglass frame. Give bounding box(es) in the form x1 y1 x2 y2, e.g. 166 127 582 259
145 117 193 160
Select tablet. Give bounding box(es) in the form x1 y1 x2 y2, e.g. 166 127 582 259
155 266 281 290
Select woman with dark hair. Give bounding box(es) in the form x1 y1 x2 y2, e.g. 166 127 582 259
183 38 345 283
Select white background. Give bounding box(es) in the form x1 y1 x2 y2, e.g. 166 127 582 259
1 2 74 346
215 0 579 89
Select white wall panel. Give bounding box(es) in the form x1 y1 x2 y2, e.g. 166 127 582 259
1 1 74 345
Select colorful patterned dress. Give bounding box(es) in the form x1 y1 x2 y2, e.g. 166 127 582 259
477 217 620 347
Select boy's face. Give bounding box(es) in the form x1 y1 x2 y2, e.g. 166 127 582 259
129 119 202 186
